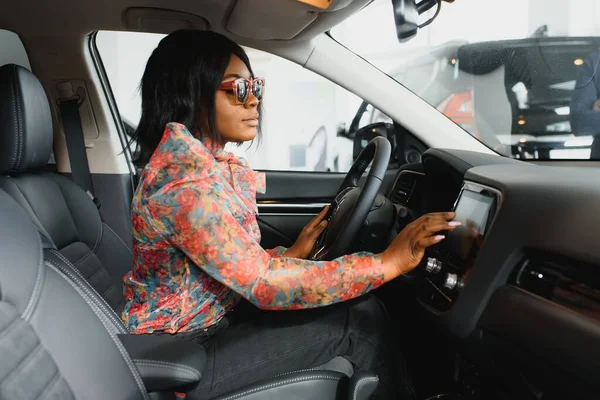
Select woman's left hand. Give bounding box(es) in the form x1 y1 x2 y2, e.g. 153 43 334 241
283 206 330 259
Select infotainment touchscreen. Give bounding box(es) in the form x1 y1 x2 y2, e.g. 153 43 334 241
445 189 495 261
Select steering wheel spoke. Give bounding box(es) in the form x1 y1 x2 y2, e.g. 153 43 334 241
310 245 328 261
309 228 329 260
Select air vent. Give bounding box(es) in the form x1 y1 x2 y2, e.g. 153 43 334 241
391 171 422 205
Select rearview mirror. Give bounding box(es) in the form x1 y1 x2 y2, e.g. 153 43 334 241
391 0 419 42
391 0 452 42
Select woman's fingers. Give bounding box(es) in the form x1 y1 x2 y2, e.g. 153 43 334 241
308 205 330 230
312 220 328 239
413 212 460 238
412 212 460 248
421 211 456 223
417 234 446 248
419 220 461 236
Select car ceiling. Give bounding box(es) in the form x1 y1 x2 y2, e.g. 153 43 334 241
0 0 372 49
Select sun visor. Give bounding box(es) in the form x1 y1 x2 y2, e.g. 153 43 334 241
226 0 353 40
124 8 208 34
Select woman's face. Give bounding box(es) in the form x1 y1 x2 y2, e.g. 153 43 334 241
215 55 260 144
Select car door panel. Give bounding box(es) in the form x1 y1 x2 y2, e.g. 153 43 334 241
258 170 398 250
257 172 343 249
258 172 344 201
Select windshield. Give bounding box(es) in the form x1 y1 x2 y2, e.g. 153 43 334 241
331 0 600 160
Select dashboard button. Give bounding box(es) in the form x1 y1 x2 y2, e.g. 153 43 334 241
425 257 442 274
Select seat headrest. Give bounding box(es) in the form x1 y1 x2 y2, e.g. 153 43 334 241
0 64 53 174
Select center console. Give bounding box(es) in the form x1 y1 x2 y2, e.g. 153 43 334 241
418 181 502 312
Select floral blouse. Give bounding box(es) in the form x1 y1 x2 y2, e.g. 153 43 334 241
121 122 384 334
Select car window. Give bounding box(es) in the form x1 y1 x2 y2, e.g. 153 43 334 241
331 0 600 160
95 31 365 173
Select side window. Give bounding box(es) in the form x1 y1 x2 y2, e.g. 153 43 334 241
95 31 364 173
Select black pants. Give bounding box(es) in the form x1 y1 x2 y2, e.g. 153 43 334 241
177 294 410 399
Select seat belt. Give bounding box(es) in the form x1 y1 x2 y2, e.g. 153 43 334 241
58 97 101 209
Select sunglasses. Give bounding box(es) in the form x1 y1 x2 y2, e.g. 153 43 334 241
219 77 265 104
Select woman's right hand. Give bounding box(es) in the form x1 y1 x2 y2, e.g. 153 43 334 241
378 212 460 282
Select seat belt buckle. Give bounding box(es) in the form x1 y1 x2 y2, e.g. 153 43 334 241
174 393 187 399
86 190 101 210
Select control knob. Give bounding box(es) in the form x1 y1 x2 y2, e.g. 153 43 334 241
425 257 442 274
443 273 463 291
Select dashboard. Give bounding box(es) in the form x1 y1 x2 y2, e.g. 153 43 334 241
386 148 600 399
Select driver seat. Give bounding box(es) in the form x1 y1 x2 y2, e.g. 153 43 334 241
0 64 354 385
0 189 385 399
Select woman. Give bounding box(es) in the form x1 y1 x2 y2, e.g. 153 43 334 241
122 30 459 399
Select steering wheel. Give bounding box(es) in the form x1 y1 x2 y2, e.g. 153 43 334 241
310 136 391 261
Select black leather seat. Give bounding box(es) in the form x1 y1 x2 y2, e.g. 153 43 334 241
0 64 130 314
0 189 386 400
0 189 152 400
0 63 371 397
